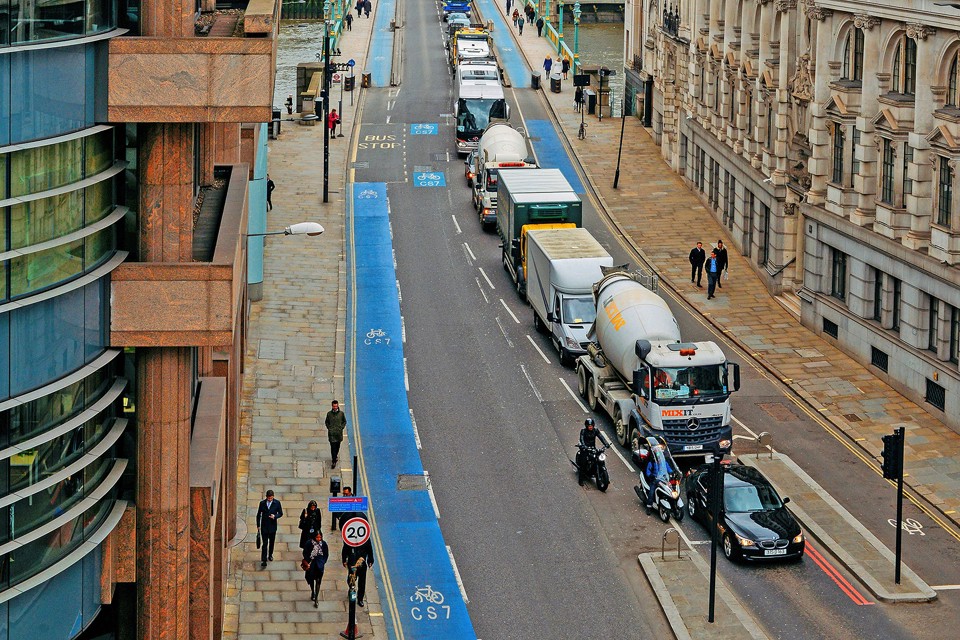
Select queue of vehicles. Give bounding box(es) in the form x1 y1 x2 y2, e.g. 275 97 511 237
442 11 802 564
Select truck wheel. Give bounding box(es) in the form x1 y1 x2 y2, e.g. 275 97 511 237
615 408 629 447
533 312 547 334
586 376 598 411
577 365 588 399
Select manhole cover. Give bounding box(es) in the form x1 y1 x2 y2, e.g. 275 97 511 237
843 413 862 422
397 473 430 490
413 165 433 172
258 339 286 360
296 460 325 479
758 402 796 421
431 152 449 162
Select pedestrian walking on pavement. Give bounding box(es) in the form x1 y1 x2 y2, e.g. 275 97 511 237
525 5 533 23
332 486 361 531
689 241 705 287
518 17 523 34
355 0 362 15
327 108 341 138
343 534 375 607
345 11 353 30
706 250 720 300
325 399 346 466
512 8 520 27
256 489 283 568
506 0 511 14
574 85 584 112
562 56 571 79
543 55 553 75
363 0 371 17
536 16 544 36
266 174 275 211
298 500 322 549
301 530 329 607
715 240 729 288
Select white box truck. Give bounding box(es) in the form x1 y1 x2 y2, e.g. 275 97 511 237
525 228 613 365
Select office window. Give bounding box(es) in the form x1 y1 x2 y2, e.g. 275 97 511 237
830 248 847 301
881 139 895 204
937 156 953 227
902 143 913 205
766 103 775 149
714 72 721 111
726 174 736 225
891 35 917 95
851 127 861 184
892 278 902 331
872 269 883 322
699 67 706 103
951 306 959 364
949 54 960 107
929 298 941 353
842 28 864 81
759 203 771 267
832 125 845 184
698 148 707 193
729 83 737 121
745 92 753 137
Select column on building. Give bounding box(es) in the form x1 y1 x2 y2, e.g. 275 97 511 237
774 0 798 186
853 15 881 226
806 6 834 206
906 24 938 250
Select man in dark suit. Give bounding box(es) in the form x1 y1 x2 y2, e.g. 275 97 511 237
689 241 706 287
256 489 283 567
342 528 375 606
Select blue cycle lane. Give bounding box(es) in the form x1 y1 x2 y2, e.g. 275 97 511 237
346 182 477 640
369 0 397 86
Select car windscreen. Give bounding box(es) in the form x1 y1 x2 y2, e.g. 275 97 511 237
723 484 783 513
561 296 596 324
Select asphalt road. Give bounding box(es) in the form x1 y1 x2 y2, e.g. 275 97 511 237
347 2 960 637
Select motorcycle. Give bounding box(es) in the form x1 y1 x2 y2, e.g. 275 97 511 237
632 436 684 523
575 444 610 492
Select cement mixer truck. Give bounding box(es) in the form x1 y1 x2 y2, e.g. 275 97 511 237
472 123 536 228
575 269 740 459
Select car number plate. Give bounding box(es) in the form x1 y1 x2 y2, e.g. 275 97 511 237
764 549 787 556
683 445 703 451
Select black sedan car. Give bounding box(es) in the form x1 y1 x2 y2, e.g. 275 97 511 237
686 463 805 562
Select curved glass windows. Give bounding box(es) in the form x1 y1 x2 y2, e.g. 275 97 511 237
1 0 116 45
10 190 85 248
9 138 83 197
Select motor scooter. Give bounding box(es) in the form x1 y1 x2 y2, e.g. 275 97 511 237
632 436 684 523
574 444 610 492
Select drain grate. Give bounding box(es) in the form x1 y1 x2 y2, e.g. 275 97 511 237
843 413 862 422
413 165 433 173
758 402 795 421
431 152 449 162
397 473 431 491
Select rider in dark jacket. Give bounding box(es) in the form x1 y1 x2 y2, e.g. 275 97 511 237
577 419 609 485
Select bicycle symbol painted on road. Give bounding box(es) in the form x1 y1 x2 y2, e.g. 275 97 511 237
408 585 451 621
364 328 390 346
410 123 439 135
410 585 445 604
358 189 379 199
888 518 925 536
413 171 446 187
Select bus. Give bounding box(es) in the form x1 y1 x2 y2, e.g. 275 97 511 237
455 83 509 155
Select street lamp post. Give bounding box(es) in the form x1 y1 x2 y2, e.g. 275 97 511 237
572 2 581 75
322 0 333 203
247 222 325 238
558 1 564 46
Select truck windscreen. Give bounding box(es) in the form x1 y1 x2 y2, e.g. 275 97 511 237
561 296 596 324
457 98 507 137
651 365 726 400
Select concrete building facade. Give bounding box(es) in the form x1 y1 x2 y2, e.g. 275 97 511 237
625 0 960 430
0 0 277 637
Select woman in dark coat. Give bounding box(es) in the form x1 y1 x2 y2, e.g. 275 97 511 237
562 57 571 79
302 530 329 606
298 500 322 548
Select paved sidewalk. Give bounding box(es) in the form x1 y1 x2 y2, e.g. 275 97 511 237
222 13 388 640
491 0 960 530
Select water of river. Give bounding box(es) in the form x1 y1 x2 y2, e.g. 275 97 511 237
273 20 626 109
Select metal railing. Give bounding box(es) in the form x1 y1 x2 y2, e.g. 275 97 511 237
662 4 681 39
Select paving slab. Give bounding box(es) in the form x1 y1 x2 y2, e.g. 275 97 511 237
739 453 937 602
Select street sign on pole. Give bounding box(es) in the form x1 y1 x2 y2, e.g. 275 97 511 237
342 517 370 547
329 496 369 512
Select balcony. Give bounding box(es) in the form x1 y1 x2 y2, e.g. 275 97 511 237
107 1 279 123
110 164 249 347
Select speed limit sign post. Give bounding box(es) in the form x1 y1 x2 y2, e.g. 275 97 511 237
342 517 370 547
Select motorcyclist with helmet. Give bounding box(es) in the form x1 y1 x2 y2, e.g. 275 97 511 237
642 440 674 509
577 418 609 486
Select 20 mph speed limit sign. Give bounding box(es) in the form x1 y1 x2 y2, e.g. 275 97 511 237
342 517 370 547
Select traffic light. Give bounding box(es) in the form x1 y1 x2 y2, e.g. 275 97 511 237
881 431 903 480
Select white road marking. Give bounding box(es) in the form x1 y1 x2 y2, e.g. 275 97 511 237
410 408 421 449
396 279 402 302
559 378 589 413
451 214 462 234
732 434 753 440
495 317 514 348
462 244 474 265
499 298 520 323
403 357 409 391
426 475 440 519
401 316 406 343
931 585 960 590
526 335 551 363
447 191 453 207
520 364 543 402
732 415 759 438
601 432 637 473
386 115 391 124
446 546 469 603
463 242 477 261
392 248 397 269
478 267 496 290
475 278 489 303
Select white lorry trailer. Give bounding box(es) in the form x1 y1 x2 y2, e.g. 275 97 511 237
472 123 536 228
576 269 740 458
525 228 613 365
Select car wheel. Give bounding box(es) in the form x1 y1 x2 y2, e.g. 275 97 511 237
687 495 698 522
559 347 571 367
533 311 546 334
577 365 588 399
586 376 598 411
722 532 741 562
615 407 628 447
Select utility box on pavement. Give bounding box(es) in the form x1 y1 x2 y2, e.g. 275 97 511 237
550 73 562 93
531 71 541 90
585 89 597 115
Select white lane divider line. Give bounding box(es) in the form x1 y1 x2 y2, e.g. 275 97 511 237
451 214 462 234
396 279 402 302
410 408 421 449
499 298 520 324
463 242 476 262
931 585 960 590
425 472 440 519
386 115 391 124
392 248 397 269
520 364 543 402
447 545 469 603
732 415 759 439
559 378 589 413
601 431 637 473
526 335 551 364
401 316 407 343
403 357 409 391
478 267 496 290
475 278 489 303
495 317 514 348
462 244 474 265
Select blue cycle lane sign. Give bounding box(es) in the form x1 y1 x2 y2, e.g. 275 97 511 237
328 496 369 512
413 172 445 187
410 123 438 135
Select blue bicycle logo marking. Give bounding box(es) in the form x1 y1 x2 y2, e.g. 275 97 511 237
357 189 379 199
413 172 446 187
410 123 439 135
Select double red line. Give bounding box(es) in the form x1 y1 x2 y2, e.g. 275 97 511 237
806 543 874 606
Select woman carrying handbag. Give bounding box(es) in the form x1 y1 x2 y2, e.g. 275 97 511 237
298 500 322 548
301 530 329 606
